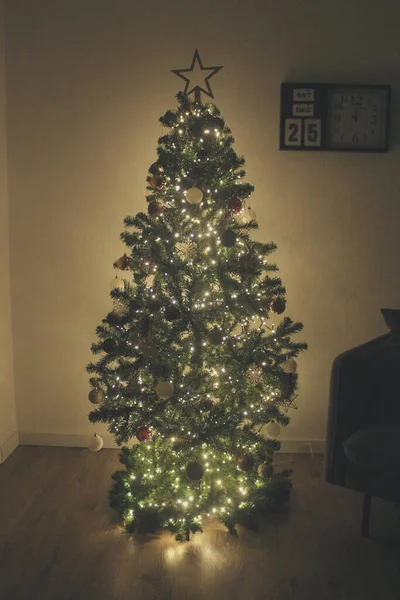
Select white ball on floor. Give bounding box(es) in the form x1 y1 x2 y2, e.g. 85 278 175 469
265 422 281 437
283 358 297 373
110 277 125 290
186 187 203 204
155 381 174 400
88 434 104 452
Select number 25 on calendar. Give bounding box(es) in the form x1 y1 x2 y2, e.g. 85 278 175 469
284 118 321 147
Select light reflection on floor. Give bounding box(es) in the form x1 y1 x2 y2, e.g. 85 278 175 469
162 531 226 567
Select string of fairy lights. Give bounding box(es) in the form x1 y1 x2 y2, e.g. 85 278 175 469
87 52 305 539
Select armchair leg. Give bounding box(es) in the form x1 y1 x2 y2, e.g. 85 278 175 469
362 493 371 537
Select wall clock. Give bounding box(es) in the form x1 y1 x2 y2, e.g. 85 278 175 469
280 83 391 152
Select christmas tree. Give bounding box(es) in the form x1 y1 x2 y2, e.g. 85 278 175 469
87 51 307 541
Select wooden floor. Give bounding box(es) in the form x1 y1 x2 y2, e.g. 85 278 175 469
1 448 400 600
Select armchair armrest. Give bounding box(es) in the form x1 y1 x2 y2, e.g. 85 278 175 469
325 334 390 486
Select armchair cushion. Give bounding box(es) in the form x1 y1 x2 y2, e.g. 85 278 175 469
343 421 400 475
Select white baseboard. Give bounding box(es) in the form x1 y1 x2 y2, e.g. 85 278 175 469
19 431 120 449
0 430 19 464
18 431 325 454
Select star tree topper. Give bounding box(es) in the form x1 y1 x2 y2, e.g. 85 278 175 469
172 49 223 102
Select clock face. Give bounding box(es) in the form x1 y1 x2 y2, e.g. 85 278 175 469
327 88 389 150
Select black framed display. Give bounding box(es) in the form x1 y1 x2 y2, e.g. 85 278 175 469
280 83 391 152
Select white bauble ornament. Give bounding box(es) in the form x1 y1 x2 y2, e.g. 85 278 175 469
283 358 297 374
235 209 248 225
110 276 125 290
247 208 257 221
155 381 174 400
265 422 281 438
88 433 104 452
186 187 203 205
235 206 254 225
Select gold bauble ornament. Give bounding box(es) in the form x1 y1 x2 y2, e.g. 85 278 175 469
155 381 174 400
88 388 104 404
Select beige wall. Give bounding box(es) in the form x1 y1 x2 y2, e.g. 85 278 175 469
0 0 16 460
5 0 400 445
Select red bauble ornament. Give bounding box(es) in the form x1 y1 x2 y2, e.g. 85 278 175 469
136 426 152 442
150 174 165 189
271 297 286 314
237 455 254 472
229 197 243 214
148 201 163 216
113 253 130 271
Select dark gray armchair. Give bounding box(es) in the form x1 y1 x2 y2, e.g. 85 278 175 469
325 309 400 536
